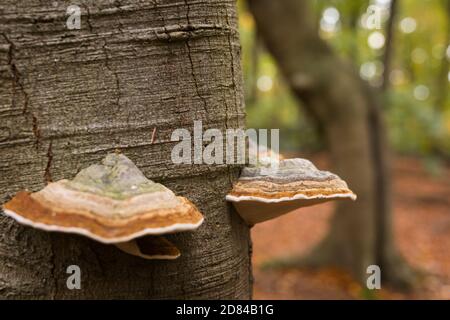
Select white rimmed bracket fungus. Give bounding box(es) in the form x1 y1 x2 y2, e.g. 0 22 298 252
2 153 204 259
226 158 356 225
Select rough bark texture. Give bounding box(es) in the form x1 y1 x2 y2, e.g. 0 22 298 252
249 0 414 288
0 0 252 299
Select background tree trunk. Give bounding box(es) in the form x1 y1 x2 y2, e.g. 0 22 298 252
436 0 449 112
0 0 251 299
249 0 414 288
382 0 398 91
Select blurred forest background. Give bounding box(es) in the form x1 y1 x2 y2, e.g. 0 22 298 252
239 0 450 299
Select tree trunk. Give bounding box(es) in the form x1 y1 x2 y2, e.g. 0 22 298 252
0 0 251 299
249 0 414 288
382 0 398 91
436 0 450 112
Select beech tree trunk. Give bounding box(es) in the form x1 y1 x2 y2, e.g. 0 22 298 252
0 0 251 299
249 0 414 288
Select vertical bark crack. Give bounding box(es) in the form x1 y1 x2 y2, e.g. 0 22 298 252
184 0 191 26
83 4 93 33
185 41 208 115
184 0 208 116
102 40 122 112
223 5 239 127
2 33 41 150
44 140 53 183
32 115 41 150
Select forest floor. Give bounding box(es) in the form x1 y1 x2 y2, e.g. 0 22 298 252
252 155 450 300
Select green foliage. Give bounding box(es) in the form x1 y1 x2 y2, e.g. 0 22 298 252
386 90 450 156
239 0 450 157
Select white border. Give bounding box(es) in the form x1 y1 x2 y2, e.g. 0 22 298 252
225 192 357 203
2 208 204 244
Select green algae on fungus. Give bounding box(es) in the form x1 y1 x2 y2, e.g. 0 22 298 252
64 153 166 200
226 158 356 225
2 153 204 259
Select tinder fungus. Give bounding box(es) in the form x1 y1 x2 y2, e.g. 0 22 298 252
2 153 203 259
226 158 356 225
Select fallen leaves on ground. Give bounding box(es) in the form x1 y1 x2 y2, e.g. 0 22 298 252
252 155 450 300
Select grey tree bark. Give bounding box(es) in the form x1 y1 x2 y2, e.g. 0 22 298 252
0 0 252 299
249 0 415 289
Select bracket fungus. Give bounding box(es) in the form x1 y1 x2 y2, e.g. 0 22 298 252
226 158 356 225
2 153 203 259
